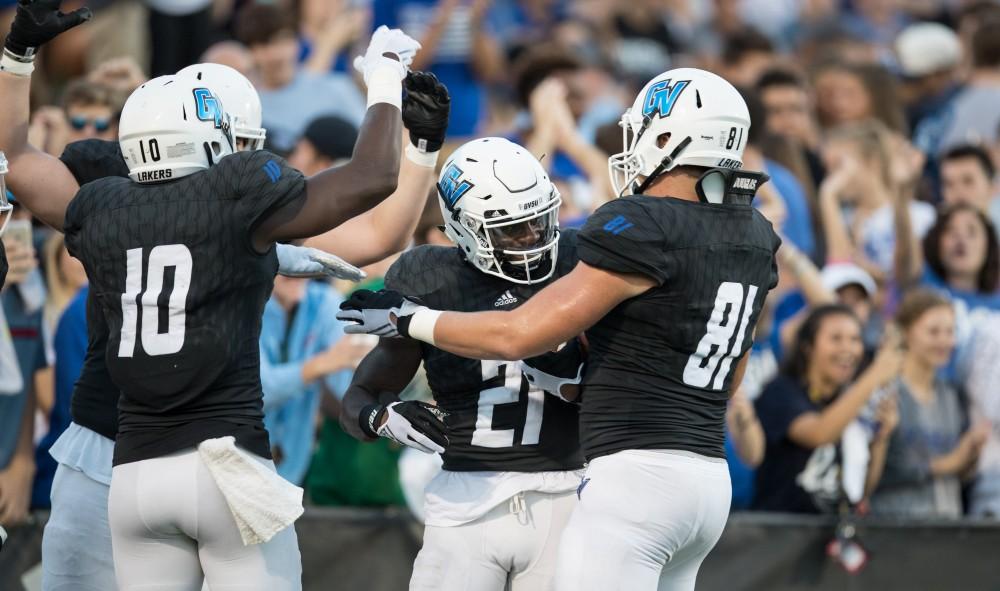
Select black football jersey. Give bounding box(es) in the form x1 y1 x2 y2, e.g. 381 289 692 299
576 195 780 461
59 139 129 440
385 230 584 473
63 149 306 465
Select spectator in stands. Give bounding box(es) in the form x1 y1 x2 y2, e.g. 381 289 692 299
0 205 47 525
235 2 365 153
297 0 368 74
741 88 816 259
41 234 86 348
718 29 777 87
754 305 902 513
939 145 1000 232
894 23 964 161
511 45 615 215
838 0 910 47
146 0 216 76
306 260 409 508
756 68 825 191
28 79 118 158
812 61 908 135
373 0 504 138
32 281 90 509
919 204 1000 310
865 290 987 518
819 120 935 282
938 20 1000 153
287 115 358 177
200 41 255 79
727 388 765 510
260 274 372 485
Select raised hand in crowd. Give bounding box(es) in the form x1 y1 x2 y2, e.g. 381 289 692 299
87 56 147 95
305 1 369 74
27 106 69 157
0 232 37 289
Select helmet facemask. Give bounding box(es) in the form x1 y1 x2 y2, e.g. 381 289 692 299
451 188 562 285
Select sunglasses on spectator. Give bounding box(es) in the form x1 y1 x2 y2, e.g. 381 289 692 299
69 115 111 132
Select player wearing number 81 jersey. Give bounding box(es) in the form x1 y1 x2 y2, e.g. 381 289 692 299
340 137 585 591
337 68 782 591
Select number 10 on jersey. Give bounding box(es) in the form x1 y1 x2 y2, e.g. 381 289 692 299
119 245 193 357
683 281 759 390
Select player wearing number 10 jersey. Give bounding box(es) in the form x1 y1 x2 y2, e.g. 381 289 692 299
337 68 781 591
341 138 585 591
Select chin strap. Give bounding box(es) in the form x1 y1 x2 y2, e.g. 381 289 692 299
634 136 693 195
694 168 770 205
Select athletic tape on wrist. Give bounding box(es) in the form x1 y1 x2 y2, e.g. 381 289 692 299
407 308 442 346
405 144 439 168
365 64 402 110
0 49 34 76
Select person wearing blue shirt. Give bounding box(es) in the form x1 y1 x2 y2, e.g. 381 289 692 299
234 3 366 153
260 276 372 485
0 227 46 525
32 284 88 508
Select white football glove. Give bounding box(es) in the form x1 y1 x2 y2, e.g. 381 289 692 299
276 244 366 282
364 401 448 454
336 289 426 338
353 25 421 84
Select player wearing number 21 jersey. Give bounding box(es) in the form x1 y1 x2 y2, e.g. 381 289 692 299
337 68 781 591
341 138 586 591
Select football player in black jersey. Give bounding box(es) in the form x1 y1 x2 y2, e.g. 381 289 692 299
339 68 782 591
0 1 447 589
340 138 586 591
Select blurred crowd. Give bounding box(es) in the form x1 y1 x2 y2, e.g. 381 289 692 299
4 0 1000 530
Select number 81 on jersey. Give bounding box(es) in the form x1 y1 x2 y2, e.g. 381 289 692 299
683 281 759 390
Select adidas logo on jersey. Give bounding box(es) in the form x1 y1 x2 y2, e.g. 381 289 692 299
494 290 519 307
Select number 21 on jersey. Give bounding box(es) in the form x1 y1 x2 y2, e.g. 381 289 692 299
119 245 193 357
683 281 759 389
471 360 545 448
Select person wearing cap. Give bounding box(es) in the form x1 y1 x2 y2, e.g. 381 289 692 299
287 115 359 175
771 240 881 364
896 22 963 146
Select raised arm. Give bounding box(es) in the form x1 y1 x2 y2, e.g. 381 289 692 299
0 1 93 230
305 72 449 266
254 27 419 247
339 261 655 361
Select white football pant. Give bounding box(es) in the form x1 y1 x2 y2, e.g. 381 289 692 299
410 489 576 591
108 449 302 591
554 449 731 591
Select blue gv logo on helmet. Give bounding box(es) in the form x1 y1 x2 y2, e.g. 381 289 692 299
642 79 690 118
438 163 474 209
193 88 224 128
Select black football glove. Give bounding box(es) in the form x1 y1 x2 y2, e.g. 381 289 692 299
360 401 449 454
520 339 585 403
336 289 427 338
4 0 92 59
402 71 450 153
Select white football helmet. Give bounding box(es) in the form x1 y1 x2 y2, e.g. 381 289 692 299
437 138 561 285
609 68 751 197
119 75 235 183
177 63 266 151
0 151 11 236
